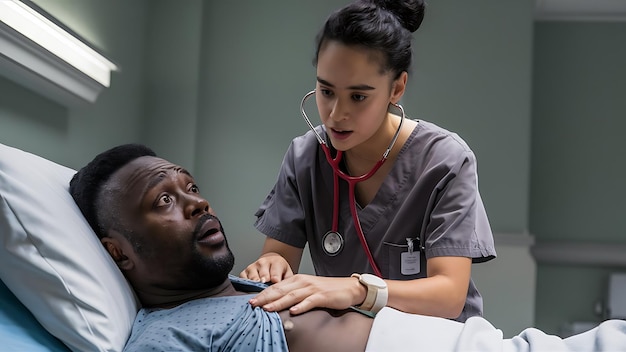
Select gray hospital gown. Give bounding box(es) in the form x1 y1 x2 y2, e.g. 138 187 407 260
123 277 287 352
255 120 497 322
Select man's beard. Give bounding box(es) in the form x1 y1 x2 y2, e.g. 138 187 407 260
137 214 236 291
180 214 235 289
187 234 235 289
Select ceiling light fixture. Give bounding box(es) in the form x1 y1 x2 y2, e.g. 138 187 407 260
0 0 119 105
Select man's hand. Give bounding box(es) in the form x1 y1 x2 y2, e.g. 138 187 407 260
248 274 367 315
239 252 294 284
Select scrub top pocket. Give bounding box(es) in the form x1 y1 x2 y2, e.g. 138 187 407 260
381 237 426 280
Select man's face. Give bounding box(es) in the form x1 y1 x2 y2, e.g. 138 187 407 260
108 156 234 291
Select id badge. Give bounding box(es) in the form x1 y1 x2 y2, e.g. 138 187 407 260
401 251 420 275
401 237 420 275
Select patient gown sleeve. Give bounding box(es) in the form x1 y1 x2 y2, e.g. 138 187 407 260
123 294 288 351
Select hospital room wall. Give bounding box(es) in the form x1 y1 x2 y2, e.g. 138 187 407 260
0 0 150 169
530 22 626 335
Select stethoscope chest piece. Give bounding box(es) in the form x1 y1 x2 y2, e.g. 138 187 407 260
322 231 344 256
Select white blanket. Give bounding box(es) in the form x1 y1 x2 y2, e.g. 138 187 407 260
366 307 626 352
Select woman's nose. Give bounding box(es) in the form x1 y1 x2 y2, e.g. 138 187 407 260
329 99 348 122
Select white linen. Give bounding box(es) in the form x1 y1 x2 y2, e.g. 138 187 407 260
366 307 626 352
0 143 139 352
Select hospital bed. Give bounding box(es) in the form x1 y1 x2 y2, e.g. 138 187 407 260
1 142 137 351
1 141 625 352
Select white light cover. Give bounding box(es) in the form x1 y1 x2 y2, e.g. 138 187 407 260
0 0 117 87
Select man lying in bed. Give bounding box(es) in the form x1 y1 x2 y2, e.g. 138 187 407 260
69 143 373 351
69 144 626 352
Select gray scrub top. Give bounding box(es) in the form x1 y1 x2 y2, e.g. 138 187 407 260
254 120 496 322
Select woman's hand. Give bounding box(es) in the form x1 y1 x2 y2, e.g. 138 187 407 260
248 274 367 315
239 252 294 284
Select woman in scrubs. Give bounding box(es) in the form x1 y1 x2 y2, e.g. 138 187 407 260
241 0 496 322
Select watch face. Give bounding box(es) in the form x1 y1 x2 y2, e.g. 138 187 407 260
322 231 343 256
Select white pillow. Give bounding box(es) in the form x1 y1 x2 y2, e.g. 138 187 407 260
0 143 140 352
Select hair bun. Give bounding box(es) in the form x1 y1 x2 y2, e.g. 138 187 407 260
377 0 425 33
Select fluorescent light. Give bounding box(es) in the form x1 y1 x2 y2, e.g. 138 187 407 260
0 0 117 87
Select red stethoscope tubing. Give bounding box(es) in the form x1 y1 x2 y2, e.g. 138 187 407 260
321 145 385 277
301 90 405 278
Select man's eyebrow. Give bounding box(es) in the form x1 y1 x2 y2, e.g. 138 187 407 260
317 77 375 91
144 168 192 194
145 173 167 194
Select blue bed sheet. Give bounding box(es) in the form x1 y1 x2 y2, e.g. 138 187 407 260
0 280 70 351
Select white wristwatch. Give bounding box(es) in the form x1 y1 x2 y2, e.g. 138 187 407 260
351 273 388 314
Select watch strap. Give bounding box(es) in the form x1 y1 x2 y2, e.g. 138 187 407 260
370 282 388 314
351 273 376 311
351 273 387 314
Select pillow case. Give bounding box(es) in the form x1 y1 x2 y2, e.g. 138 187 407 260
0 143 140 352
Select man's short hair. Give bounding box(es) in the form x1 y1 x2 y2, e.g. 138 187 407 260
69 143 156 238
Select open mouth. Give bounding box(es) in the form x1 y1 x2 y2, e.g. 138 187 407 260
331 128 352 140
198 227 217 241
198 227 225 246
195 216 225 246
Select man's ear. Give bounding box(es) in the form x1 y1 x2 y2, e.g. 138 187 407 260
101 234 134 271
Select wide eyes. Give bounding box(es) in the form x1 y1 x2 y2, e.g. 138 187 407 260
156 194 172 207
154 183 200 208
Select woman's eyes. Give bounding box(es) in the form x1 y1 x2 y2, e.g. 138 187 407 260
352 94 366 102
190 184 200 193
320 89 366 102
320 89 333 97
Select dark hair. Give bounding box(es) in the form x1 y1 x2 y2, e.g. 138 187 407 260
314 0 425 78
69 144 156 238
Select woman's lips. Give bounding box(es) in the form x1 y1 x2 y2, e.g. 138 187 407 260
330 128 353 140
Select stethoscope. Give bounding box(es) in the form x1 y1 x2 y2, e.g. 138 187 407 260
300 90 405 277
